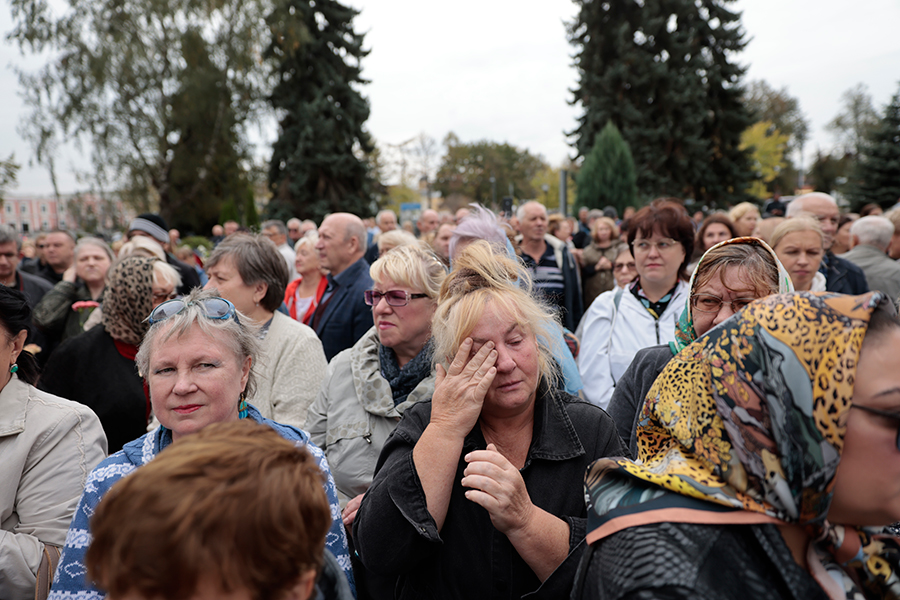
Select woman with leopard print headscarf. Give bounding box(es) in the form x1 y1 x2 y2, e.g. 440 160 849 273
39 256 181 452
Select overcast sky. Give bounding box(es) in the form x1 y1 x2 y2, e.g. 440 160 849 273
1 0 898 195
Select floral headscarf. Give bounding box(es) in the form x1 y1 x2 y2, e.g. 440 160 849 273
670 236 794 355
102 256 158 346
585 291 900 599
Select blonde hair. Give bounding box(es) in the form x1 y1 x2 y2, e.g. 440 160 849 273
295 230 319 252
370 242 447 300
729 202 760 223
770 217 823 250
590 216 619 243
432 240 560 388
152 260 182 291
377 229 417 254
118 236 166 261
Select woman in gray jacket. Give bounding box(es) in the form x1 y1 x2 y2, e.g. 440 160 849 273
0 286 106 600
306 242 447 526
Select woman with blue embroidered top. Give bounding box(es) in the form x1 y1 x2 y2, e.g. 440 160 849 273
578 199 694 409
606 237 793 457
49 289 354 600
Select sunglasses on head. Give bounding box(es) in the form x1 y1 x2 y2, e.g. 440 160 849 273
147 297 239 325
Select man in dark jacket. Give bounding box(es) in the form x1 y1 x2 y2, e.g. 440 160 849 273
127 213 202 295
786 192 868 294
311 213 374 361
0 225 53 359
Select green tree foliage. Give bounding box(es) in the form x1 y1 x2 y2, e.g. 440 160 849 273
530 165 577 212
266 0 375 222
743 80 809 193
568 0 752 205
828 84 879 157
575 122 637 213
739 121 789 199
433 133 548 208
7 0 267 233
806 151 853 196
851 85 900 208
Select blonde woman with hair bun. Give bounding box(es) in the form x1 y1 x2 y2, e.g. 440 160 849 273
354 240 625 599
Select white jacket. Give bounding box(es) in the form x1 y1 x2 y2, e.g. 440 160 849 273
578 281 688 409
0 375 106 600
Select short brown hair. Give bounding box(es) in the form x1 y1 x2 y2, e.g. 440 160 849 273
692 241 779 300
86 421 330 600
627 199 695 279
205 233 290 312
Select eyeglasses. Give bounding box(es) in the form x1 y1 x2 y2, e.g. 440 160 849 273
147 297 238 325
364 290 429 307
690 294 757 314
632 238 680 253
613 262 636 272
151 290 178 304
850 404 900 451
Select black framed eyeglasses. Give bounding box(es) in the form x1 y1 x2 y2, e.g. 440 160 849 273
850 404 900 451
690 294 757 314
364 290 428 307
147 297 238 325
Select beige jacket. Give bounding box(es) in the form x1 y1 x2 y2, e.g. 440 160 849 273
0 375 107 600
249 311 328 429
306 328 435 505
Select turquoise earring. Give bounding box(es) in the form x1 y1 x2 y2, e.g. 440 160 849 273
9 364 18 374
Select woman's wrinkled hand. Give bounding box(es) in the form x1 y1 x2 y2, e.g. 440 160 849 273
462 443 534 535
63 265 77 284
430 338 497 439
596 256 612 271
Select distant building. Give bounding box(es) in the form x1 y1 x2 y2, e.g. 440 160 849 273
0 193 133 235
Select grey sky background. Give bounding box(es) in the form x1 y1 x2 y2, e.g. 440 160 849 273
1 0 898 195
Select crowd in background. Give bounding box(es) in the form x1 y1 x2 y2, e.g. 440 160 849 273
4 193 900 600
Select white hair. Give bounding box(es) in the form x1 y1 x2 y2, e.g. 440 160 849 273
516 200 546 221
850 215 895 251
786 192 837 218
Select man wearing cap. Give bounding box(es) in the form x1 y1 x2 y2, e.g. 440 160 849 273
128 214 202 295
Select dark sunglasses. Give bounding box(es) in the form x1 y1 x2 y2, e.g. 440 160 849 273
147 297 238 325
364 290 428 307
851 404 900 451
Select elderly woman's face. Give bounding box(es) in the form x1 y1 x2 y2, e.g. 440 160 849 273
829 327 900 526
147 323 250 441
372 275 434 365
294 243 320 275
204 255 263 317
691 265 764 338
468 301 539 417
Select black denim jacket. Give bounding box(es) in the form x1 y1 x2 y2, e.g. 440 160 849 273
353 385 626 600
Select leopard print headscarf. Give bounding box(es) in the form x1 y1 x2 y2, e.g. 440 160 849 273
102 256 157 346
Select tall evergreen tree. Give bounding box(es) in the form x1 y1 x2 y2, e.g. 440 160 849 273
568 0 752 205
851 86 900 209
266 0 375 221
576 121 638 214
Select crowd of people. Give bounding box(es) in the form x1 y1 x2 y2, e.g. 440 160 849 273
2 192 900 600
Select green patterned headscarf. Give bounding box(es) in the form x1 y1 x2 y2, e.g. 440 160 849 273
669 236 793 355
586 291 900 599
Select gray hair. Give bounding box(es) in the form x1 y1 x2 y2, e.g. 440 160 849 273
0 225 19 250
205 234 289 312
516 200 546 221
153 260 182 290
261 220 287 237
450 204 510 260
851 215 895 251
376 210 397 228
75 237 115 262
295 230 319 252
786 192 837 218
136 288 261 399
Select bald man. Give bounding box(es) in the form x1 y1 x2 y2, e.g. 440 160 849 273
311 213 374 360
416 209 439 238
787 192 868 294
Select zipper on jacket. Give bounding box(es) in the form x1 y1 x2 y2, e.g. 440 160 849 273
655 320 660 344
